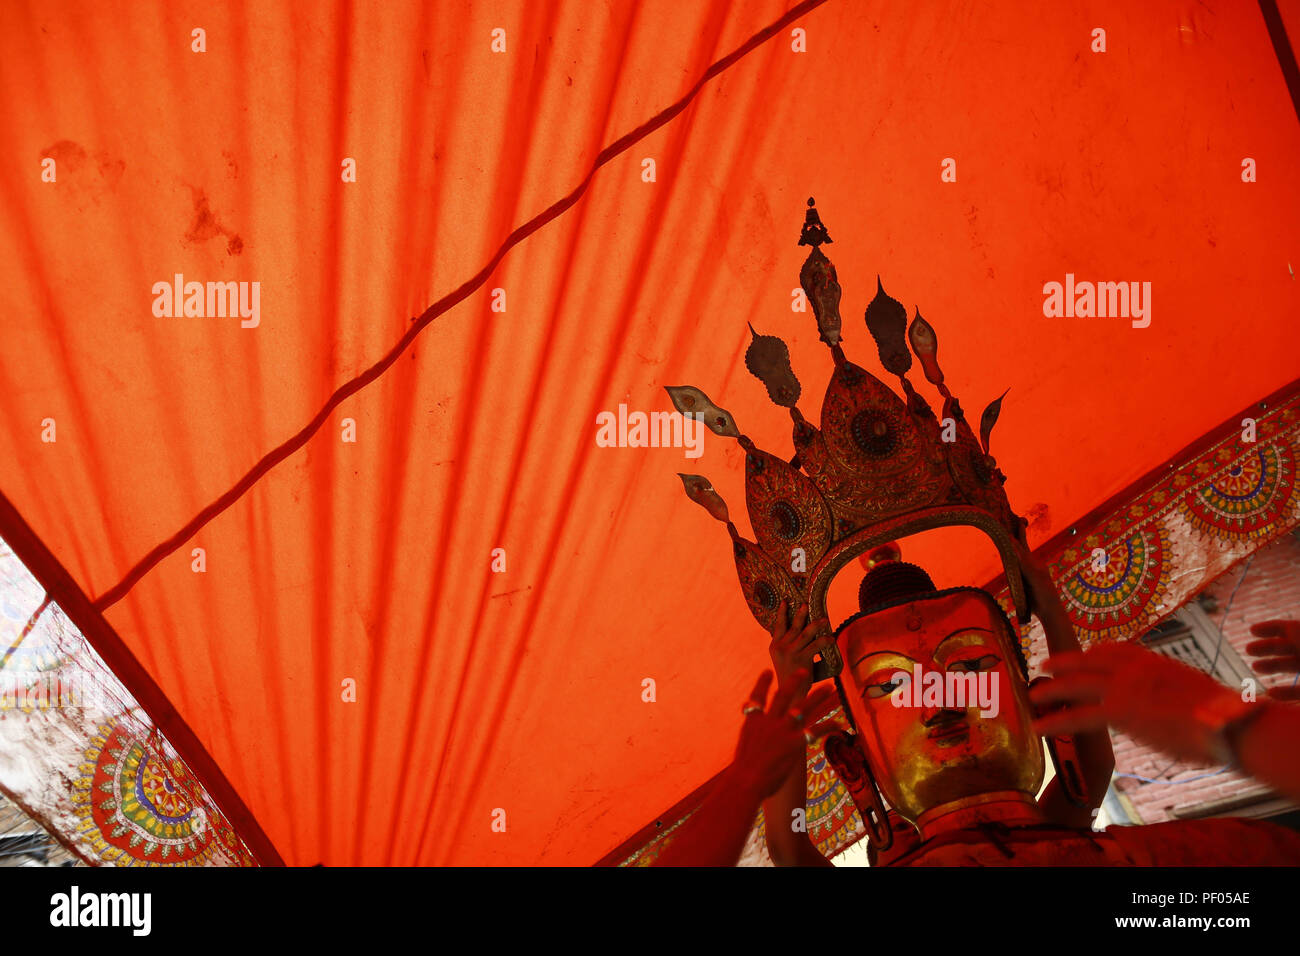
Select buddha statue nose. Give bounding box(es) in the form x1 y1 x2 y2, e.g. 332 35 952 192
923 706 967 725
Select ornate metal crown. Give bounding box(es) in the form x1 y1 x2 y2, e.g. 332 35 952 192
667 199 1030 680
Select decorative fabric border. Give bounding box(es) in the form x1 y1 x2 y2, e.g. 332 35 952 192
998 390 1300 657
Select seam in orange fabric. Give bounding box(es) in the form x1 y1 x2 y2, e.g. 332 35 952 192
91 0 830 613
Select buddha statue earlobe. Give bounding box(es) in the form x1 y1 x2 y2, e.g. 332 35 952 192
824 730 893 851
1029 676 1091 809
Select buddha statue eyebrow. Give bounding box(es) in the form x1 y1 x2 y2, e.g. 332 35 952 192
850 625 998 668
934 628 997 656
851 649 914 670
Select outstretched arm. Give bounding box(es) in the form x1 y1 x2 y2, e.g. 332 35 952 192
1014 542 1114 827
651 766 771 868
1033 642 1300 803
653 670 836 866
761 602 836 867
763 745 835 866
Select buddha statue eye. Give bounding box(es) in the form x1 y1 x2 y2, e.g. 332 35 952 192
864 671 910 698
948 654 999 673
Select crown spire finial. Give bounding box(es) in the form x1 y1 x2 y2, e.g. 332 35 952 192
798 199 843 347
798 197 832 248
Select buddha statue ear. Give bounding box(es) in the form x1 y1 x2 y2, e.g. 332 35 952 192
823 730 893 851
1029 676 1090 808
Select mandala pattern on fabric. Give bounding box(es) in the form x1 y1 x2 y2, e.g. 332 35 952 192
71 719 253 866
805 742 861 856
1178 442 1296 543
753 709 861 858
1007 406 1300 654
1058 521 1172 642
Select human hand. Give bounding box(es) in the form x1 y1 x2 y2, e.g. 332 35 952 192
768 600 833 696
1246 620 1300 701
730 670 839 800
1029 641 1244 764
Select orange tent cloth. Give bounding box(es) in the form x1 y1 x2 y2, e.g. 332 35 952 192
1 0 1298 864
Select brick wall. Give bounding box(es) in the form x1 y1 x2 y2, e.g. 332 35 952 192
1109 529 1300 824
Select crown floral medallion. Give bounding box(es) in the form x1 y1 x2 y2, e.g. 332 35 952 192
668 199 1030 680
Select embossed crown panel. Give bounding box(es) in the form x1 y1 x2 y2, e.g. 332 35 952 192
743 448 833 583
812 359 950 520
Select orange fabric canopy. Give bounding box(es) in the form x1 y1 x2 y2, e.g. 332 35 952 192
1 0 1298 864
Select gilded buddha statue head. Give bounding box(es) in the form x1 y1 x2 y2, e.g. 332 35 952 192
831 556 1044 831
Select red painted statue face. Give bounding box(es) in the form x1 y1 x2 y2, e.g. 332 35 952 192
835 589 1044 823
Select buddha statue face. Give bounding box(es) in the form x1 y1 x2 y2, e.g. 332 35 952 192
834 588 1044 823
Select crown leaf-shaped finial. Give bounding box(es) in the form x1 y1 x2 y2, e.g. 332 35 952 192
979 389 1010 456
677 474 731 524
744 325 802 408
677 473 801 630
664 385 741 438
864 278 912 376
800 250 844 348
907 309 948 391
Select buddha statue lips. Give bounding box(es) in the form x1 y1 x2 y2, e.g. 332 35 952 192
834 587 1044 827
